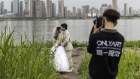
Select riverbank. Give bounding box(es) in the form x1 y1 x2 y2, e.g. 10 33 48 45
79 47 140 79
0 27 140 79
2 17 94 21
0 18 6 22
0 30 58 79
59 47 140 79
1 16 140 21
59 47 86 79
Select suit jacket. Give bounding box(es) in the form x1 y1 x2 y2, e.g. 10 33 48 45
62 30 73 52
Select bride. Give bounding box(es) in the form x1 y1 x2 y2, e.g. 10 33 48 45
51 27 69 72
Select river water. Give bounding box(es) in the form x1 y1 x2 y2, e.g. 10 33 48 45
0 19 140 42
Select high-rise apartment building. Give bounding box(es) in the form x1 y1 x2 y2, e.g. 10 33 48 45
41 1 46 17
46 0 52 17
73 7 76 17
112 0 118 11
0 1 4 14
124 3 128 16
36 0 41 17
129 7 133 16
77 8 82 17
30 0 36 17
82 5 90 16
24 0 29 17
11 1 14 13
20 1 23 17
13 0 19 16
64 7 68 18
58 0 64 17
52 3 56 17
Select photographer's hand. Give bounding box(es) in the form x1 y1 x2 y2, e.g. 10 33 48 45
94 27 102 33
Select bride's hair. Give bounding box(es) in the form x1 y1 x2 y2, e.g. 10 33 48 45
54 27 61 40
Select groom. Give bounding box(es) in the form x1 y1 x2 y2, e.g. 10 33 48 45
60 23 73 72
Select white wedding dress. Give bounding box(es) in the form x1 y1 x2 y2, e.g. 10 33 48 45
51 42 69 72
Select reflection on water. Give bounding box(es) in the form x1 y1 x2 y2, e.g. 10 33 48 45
116 19 140 41
0 19 140 43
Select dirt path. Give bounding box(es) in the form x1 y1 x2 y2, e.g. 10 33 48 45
59 47 140 79
59 47 86 79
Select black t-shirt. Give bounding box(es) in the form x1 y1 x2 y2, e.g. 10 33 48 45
87 29 125 79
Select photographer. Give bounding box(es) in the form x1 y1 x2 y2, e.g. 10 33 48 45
87 9 125 79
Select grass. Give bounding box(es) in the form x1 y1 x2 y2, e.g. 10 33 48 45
117 47 140 79
16 39 140 48
0 27 58 79
1 26 140 79
79 47 140 79
72 40 140 48
124 41 140 48
72 41 88 47
0 18 6 22
79 49 92 79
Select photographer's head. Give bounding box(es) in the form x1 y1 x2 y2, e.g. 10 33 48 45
103 9 120 29
61 23 68 31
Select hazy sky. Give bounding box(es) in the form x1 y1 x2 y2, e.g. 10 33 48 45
0 0 140 11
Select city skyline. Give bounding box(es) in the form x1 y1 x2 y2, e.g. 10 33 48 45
0 0 140 12
0 0 139 18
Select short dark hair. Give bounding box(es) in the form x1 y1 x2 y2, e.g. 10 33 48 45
103 9 120 23
61 23 68 30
